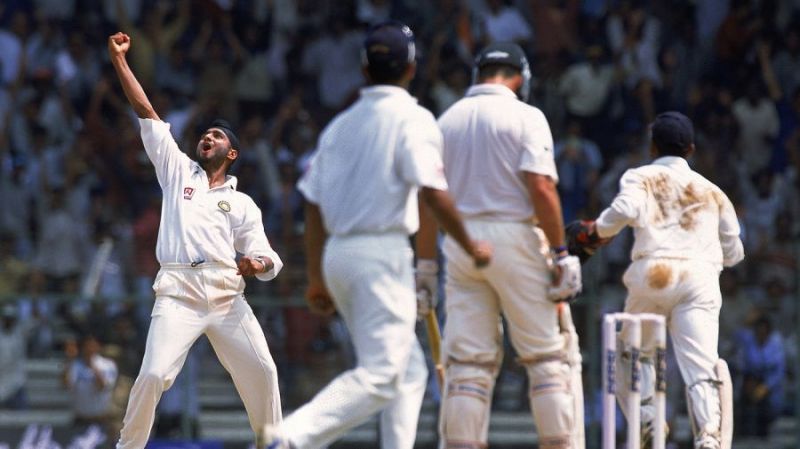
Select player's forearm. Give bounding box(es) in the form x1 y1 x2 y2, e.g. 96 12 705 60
303 201 327 283
110 54 158 120
594 204 632 239
416 195 438 260
420 187 473 256
526 173 565 248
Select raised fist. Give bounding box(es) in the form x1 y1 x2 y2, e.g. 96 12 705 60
108 32 131 57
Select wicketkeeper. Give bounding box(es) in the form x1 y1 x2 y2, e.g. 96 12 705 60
573 112 744 449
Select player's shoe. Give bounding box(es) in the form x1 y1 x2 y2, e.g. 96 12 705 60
641 420 669 449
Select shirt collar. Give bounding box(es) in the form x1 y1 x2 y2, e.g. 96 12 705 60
652 156 690 171
466 84 517 98
192 162 238 190
359 85 414 101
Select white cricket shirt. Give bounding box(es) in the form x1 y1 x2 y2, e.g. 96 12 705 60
297 85 448 236
595 156 744 267
437 84 558 222
138 119 282 280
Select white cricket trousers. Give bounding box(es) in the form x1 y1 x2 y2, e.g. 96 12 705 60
440 221 584 449
619 258 722 418
117 264 281 449
282 233 428 449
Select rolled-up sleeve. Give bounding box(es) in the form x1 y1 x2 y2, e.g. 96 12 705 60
234 197 283 281
596 169 646 238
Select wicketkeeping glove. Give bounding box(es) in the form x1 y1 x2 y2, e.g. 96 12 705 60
547 254 582 302
565 219 607 262
415 259 438 320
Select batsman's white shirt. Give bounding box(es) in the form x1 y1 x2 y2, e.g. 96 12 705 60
298 85 448 233
436 83 585 449
139 118 282 278
437 84 558 222
290 85 445 449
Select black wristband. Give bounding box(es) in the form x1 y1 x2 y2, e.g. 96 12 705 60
551 245 568 254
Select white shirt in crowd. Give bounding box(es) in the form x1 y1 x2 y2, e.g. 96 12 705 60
301 30 365 110
298 85 448 236
732 97 779 174
558 62 616 117
437 84 558 223
595 156 744 268
138 119 282 280
65 354 118 418
482 6 533 43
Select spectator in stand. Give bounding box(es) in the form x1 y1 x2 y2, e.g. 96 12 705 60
24 16 61 80
113 0 189 93
714 0 761 84
0 156 35 258
301 14 365 118
55 31 102 117
31 187 91 293
771 23 800 98
0 234 29 298
62 333 119 435
528 0 579 59
0 303 28 410
734 314 786 438
732 80 779 176
553 119 603 221
558 44 618 152
0 9 26 88
131 192 160 304
607 1 662 124
751 212 797 288
738 168 784 254
479 0 533 46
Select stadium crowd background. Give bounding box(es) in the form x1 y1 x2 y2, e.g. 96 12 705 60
0 0 798 446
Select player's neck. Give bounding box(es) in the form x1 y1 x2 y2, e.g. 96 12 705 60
203 164 229 188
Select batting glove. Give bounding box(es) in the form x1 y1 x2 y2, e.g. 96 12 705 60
548 254 582 302
415 259 438 320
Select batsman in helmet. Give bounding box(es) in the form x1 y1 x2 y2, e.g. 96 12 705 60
431 41 585 449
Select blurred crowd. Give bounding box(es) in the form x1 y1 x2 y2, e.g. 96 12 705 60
0 0 798 443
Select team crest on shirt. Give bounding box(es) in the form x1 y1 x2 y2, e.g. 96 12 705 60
218 201 231 212
183 187 195 200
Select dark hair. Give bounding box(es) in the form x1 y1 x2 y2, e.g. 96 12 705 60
366 62 410 85
652 141 692 158
477 63 520 81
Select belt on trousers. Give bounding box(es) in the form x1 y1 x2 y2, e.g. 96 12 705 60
463 216 539 226
160 261 233 269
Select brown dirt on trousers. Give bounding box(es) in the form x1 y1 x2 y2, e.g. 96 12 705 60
647 263 672 289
